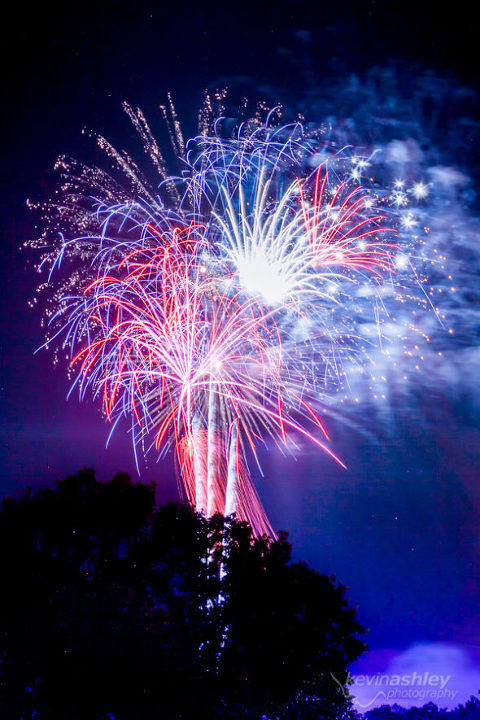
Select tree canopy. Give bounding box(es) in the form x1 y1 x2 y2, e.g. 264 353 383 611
0 468 366 719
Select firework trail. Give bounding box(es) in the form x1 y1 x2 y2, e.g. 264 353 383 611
29 87 461 532
69 225 290 535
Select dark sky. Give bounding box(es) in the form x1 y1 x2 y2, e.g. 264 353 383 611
1 0 479 707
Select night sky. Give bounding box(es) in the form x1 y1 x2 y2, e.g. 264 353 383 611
1 0 479 709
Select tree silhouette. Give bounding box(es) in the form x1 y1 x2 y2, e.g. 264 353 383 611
0 469 366 719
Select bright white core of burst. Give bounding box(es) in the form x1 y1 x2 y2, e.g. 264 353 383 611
238 253 289 306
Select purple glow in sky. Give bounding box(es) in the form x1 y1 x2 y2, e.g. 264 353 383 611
351 643 480 710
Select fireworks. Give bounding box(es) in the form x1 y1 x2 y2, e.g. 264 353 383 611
30 94 448 534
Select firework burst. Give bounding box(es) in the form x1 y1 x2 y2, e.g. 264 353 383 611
30 94 447 534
